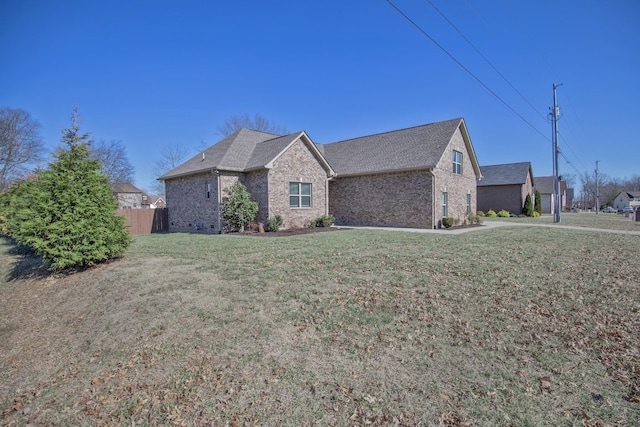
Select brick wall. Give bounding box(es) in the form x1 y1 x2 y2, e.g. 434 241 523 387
165 171 242 233
267 138 329 229
245 170 269 224
329 170 434 228
432 127 478 227
478 185 524 214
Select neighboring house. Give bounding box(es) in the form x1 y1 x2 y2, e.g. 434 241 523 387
159 117 482 231
534 176 567 214
159 129 335 232
613 190 640 211
476 162 534 214
112 182 150 209
318 118 481 229
151 196 166 209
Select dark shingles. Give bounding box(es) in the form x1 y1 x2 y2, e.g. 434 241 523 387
245 133 301 170
319 118 464 176
478 162 532 186
158 129 280 179
535 176 556 193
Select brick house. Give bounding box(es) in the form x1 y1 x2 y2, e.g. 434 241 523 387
477 162 534 214
159 129 334 232
159 117 481 231
319 118 481 229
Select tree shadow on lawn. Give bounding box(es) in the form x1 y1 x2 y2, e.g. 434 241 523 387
3 239 53 281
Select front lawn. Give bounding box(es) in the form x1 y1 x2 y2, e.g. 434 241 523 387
484 211 639 231
1 227 638 425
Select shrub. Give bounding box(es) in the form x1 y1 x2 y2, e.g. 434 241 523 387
265 215 283 232
497 209 510 217
476 211 485 217
486 209 497 217
314 214 335 227
533 211 541 217
221 181 258 232
523 193 534 217
468 213 483 225
534 189 542 215
441 217 454 228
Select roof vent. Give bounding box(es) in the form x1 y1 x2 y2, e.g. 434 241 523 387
202 152 205 161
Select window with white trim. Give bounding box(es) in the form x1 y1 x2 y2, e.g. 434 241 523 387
442 192 448 217
290 182 311 208
206 183 211 199
452 150 462 175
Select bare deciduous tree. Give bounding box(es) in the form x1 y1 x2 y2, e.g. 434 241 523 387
0 107 45 190
150 143 191 196
90 139 135 184
217 113 288 137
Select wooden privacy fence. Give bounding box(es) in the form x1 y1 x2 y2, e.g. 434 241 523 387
116 208 168 236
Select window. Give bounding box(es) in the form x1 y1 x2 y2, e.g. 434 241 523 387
466 193 471 215
290 182 311 208
452 150 462 175
206 183 211 199
442 192 448 217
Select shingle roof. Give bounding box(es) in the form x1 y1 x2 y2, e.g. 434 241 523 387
158 129 285 180
244 133 302 170
477 162 532 186
317 118 468 176
623 191 640 198
535 176 556 193
111 182 144 193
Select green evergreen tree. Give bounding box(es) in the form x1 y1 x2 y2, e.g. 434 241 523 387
534 189 542 215
523 193 534 217
221 181 258 232
13 108 131 270
0 177 39 239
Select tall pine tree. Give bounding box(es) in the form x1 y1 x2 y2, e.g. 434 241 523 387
19 108 131 270
523 193 534 217
534 189 542 216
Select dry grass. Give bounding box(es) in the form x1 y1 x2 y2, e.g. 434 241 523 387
0 223 638 426
485 211 640 232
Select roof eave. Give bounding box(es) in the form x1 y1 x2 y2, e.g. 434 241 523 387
458 118 482 180
334 166 434 179
159 165 248 181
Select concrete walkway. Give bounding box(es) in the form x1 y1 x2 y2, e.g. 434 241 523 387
339 220 640 236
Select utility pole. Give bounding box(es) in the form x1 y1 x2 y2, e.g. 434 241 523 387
551 83 562 223
595 160 600 214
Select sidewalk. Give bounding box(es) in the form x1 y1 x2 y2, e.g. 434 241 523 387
338 220 640 236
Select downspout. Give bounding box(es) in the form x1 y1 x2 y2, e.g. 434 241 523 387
214 169 221 233
325 175 332 216
428 169 436 229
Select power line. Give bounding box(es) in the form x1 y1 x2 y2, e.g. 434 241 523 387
426 0 547 124
461 0 590 175
384 0 550 143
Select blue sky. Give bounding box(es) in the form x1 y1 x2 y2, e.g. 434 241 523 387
2 0 639 193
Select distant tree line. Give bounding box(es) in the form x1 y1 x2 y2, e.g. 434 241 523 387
579 172 640 209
